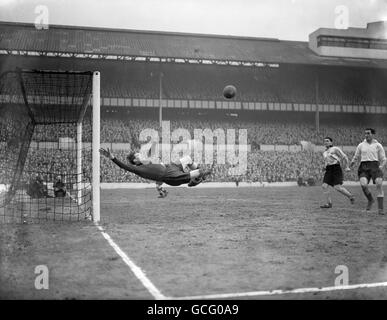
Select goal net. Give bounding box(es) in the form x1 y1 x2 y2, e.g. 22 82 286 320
0 69 100 223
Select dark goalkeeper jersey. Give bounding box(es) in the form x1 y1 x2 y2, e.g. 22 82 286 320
112 157 191 186
112 157 166 181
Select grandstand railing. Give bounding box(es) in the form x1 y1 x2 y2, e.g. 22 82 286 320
4 95 386 114
100 97 387 114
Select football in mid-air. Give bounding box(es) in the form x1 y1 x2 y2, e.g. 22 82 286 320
223 85 237 99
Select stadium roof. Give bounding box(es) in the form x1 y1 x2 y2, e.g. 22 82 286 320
1 21 387 68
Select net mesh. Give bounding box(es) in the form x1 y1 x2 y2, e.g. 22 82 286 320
0 69 94 223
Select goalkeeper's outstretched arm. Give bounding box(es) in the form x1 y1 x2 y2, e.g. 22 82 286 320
99 148 164 181
99 148 138 172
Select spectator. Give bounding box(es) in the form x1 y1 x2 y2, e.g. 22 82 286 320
53 175 66 197
27 174 49 198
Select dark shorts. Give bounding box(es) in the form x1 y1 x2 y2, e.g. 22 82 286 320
54 190 66 197
358 161 383 184
323 163 343 187
162 163 191 186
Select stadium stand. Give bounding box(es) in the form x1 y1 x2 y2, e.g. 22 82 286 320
25 116 387 146
1 22 387 185
1 113 384 184
2 55 387 105
0 147 360 184
2 21 387 68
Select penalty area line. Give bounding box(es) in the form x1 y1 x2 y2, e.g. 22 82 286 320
95 222 166 300
169 281 387 300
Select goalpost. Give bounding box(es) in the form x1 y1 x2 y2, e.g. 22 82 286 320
0 69 100 223
92 71 100 222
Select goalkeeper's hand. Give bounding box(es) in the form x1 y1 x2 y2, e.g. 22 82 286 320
99 148 115 160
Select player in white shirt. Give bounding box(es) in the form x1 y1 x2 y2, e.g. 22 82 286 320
320 137 354 208
349 128 386 214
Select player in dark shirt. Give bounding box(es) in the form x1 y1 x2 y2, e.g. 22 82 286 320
99 148 212 190
54 175 66 197
27 174 49 198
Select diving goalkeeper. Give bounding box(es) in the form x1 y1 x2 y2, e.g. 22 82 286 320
99 148 212 189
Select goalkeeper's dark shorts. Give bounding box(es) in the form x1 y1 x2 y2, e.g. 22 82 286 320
358 161 383 184
323 163 343 187
162 163 191 186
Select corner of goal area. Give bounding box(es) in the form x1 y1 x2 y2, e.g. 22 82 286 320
0 69 99 224
0 190 94 223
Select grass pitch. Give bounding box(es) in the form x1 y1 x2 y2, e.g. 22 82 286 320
1 186 387 299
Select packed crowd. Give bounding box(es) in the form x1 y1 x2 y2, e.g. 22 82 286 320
0 145 360 186
205 150 358 184
0 147 93 185
1 115 383 185
17 118 387 147
99 149 360 184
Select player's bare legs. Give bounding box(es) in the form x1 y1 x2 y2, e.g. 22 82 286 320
321 183 332 208
360 177 374 211
321 183 354 208
375 177 384 214
333 185 355 203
